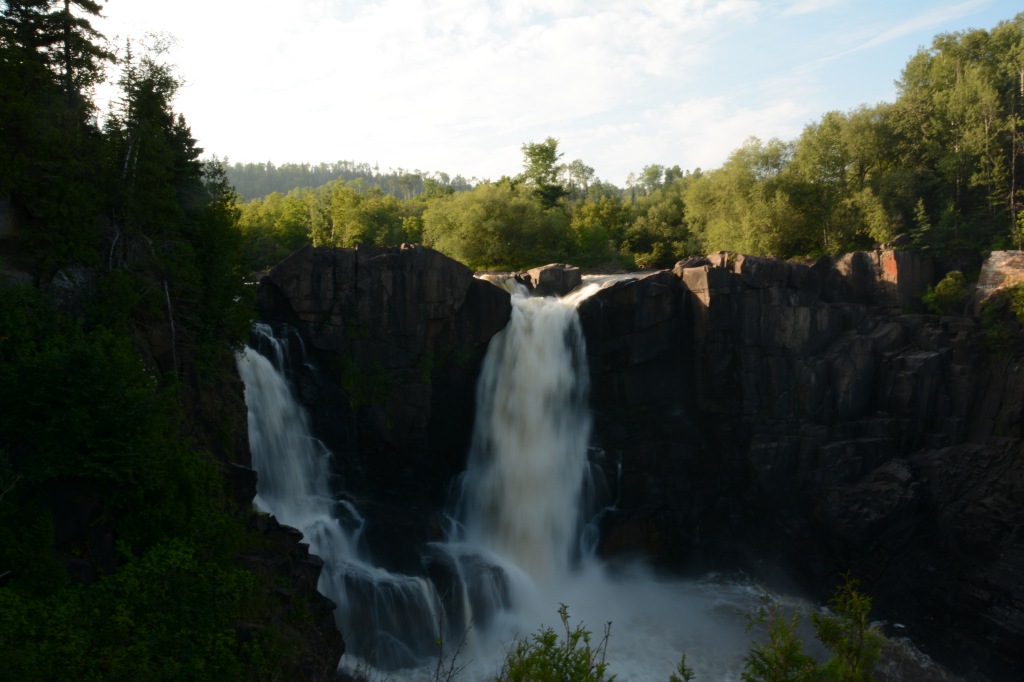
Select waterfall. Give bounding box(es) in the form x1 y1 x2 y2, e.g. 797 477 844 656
238 288 759 680
237 326 446 669
454 287 594 583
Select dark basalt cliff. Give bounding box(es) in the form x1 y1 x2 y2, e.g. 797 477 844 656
581 251 1023 681
256 245 1023 680
255 244 511 571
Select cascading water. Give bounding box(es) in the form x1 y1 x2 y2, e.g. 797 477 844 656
454 287 593 583
237 287 777 680
238 325 446 668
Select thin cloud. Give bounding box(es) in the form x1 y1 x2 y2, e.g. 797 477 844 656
843 0 995 54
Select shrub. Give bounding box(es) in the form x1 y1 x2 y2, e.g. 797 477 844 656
497 604 613 682
738 576 887 682
922 270 968 315
811 576 887 682
740 595 818 682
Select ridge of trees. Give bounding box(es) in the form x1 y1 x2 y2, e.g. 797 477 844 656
234 12 1024 274
224 159 474 201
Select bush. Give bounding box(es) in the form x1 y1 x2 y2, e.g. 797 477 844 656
922 270 968 315
740 594 818 682
738 576 887 682
811 576 887 682
497 604 613 682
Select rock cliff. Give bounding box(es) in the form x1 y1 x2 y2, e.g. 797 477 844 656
254 245 1023 680
580 250 1023 681
255 244 511 571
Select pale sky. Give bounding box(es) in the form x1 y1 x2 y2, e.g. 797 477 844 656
94 0 1019 186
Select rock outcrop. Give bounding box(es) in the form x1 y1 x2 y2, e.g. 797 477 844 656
519 262 582 297
255 244 511 569
579 250 1024 680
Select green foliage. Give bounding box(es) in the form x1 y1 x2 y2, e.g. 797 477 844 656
0 19 328 679
423 180 571 270
980 284 1024 353
520 137 568 209
669 654 697 682
922 270 969 315
735 577 887 682
811 577 887 682
0 536 297 682
497 604 614 682
740 595 818 682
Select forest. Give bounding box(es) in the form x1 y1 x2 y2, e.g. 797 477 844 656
232 12 1024 274
1 0 1023 680
1 2 337 679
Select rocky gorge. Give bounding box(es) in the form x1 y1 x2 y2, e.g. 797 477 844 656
253 243 1023 680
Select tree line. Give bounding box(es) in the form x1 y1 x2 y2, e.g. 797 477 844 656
224 159 475 202
235 12 1024 273
1 2 332 678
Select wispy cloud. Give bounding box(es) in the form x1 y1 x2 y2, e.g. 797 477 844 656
843 0 995 54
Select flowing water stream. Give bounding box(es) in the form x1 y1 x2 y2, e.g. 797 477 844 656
236 280 946 681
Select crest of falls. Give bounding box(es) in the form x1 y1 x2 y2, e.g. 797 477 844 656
237 283 789 680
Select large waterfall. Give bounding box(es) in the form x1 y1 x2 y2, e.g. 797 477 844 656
455 288 593 583
238 285 764 680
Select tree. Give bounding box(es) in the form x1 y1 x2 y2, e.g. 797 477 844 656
422 180 570 269
569 194 634 267
683 137 807 257
497 604 613 682
740 595 818 682
790 111 854 252
324 183 409 248
564 158 595 202
891 15 1024 251
638 164 665 196
1 0 112 106
521 136 567 208
811 577 887 682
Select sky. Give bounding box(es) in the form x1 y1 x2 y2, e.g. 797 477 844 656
93 0 1020 186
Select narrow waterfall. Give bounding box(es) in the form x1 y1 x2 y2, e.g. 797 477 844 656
237 325 446 668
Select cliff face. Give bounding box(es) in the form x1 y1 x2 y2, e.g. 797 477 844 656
255 245 1023 680
580 251 1023 680
255 244 511 571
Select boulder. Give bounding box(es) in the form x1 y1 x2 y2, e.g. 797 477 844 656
521 263 582 297
977 250 1024 295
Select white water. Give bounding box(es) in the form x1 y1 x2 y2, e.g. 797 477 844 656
236 288 784 680
237 326 446 667
454 287 592 583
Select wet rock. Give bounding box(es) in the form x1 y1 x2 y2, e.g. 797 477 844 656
521 262 582 297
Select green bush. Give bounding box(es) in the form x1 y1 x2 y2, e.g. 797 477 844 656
738 576 887 682
497 604 614 682
740 595 818 682
494 578 888 682
922 270 968 315
812 577 887 682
